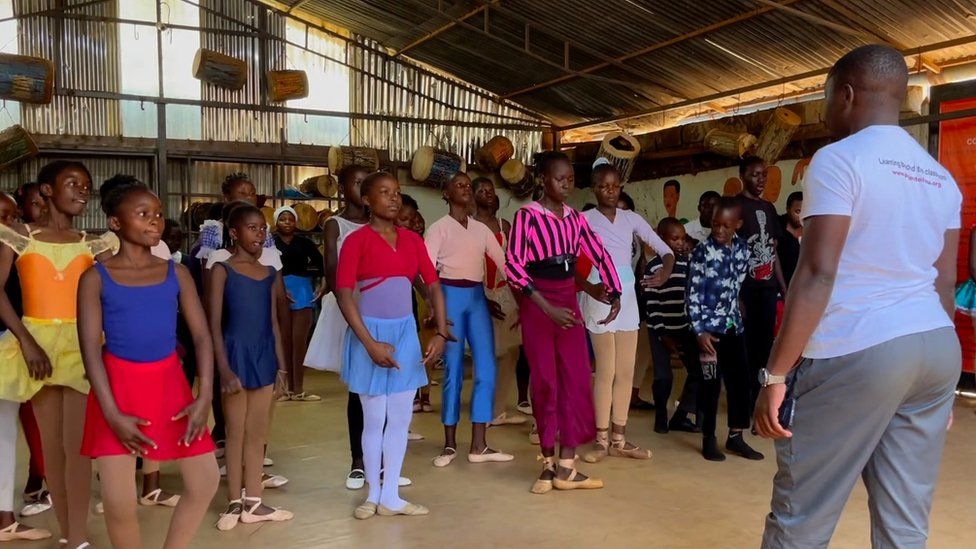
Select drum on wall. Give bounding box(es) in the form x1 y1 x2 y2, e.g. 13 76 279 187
298 174 338 198
704 129 757 159
476 135 515 171
290 203 319 231
0 125 38 169
0 54 54 104
260 206 276 227
755 107 802 165
192 48 247 91
184 201 216 230
266 70 309 103
327 146 380 174
411 146 466 188
500 158 535 199
596 131 641 183
317 209 334 230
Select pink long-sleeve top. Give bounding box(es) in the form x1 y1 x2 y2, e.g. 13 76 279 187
425 215 506 285
505 201 621 295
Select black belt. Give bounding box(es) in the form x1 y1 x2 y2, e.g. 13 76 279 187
527 254 576 280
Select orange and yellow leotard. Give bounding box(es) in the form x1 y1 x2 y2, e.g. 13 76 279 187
0 224 117 401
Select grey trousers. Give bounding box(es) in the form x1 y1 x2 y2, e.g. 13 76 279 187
762 328 959 549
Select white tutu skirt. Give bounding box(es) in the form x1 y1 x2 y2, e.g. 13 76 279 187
303 293 348 372
581 283 640 333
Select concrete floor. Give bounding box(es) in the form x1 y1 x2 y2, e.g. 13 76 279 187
7 368 976 548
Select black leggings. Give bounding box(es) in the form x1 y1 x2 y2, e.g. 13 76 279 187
741 286 778 415
649 328 701 422
699 331 751 438
348 391 364 463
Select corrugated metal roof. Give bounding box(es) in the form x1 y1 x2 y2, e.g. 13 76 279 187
278 0 976 134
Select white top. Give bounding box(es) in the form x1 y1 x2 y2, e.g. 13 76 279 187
684 218 710 242
802 125 961 359
582 208 672 285
425 215 506 283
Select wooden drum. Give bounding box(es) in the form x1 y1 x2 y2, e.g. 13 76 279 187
0 125 38 169
704 129 757 159
0 54 54 104
476 135 514 171
260 206 275 227
500 158 535 199
596 131 641 183
192 49 247 91
755 107 801 164
183 201 215 231
317 209 334 230
328 146 380 174
411 146 466 188
292 203 319 232
267 70 309 102
298 174 338 198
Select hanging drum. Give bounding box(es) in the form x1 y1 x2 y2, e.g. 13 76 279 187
183 201 216 231
298 174 338 198
327 146 380 174
704 129 757 159
292 203 319 232
500 158 535 199
755 107 802 165
267 70 309 102
317 209 334 230
192 48 247 91
260 206 276 227
476 135 515 171
596 131 641 183
0 125 38 169
411 146 466 188
0 54 54 104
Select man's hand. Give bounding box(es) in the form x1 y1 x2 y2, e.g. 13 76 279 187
754 384 792 439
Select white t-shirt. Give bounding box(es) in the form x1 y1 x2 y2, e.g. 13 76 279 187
684 218 710 243
802 125 961 359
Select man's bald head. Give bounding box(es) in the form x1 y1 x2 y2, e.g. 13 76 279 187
824 44 908 138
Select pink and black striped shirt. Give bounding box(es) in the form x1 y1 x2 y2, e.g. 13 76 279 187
505 202 621 295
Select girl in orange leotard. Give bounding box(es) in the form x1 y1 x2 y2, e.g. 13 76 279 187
0 161 117 549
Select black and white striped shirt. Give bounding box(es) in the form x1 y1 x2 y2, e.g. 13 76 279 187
643 255 689 332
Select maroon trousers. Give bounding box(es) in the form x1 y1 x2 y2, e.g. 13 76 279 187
519 277 596 449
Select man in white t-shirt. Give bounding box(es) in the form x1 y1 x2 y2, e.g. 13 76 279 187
754 45 961 548
683 190 720 245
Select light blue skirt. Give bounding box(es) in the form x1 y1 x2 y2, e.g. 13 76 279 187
955 279 976 315
341 315 427 396
284 275 315 310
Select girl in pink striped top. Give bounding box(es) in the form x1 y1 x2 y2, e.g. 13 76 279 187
505 151 621 494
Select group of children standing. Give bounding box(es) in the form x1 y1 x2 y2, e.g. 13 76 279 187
0 150 796 545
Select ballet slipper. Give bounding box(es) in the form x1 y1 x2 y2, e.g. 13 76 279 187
216 499 243 531
353 501 377 520
346 468 366 490
139 488 181 507
0 522 52 541
432 447 457 468
582 431 610 464
553 458 603 491
240 498 293 524
377 502 429 516
467 447 514 463
530 455 556 495
608 436 652 460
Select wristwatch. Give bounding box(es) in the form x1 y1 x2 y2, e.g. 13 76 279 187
758 368 786 387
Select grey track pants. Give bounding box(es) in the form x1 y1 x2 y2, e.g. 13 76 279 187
762 328 959 549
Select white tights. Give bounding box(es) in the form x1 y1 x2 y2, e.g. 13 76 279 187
0 399 18 512
359 390 413 511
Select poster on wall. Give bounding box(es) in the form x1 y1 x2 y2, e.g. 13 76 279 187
938 97 976 374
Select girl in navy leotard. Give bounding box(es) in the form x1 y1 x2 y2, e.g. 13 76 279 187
207 204 292 531
77 180 218 549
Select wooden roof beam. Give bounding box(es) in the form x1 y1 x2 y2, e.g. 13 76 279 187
556 34 976 132
499 0 806 100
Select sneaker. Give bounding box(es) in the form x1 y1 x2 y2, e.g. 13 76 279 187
261 473 289 489
516 401 533 415
726 434 764 461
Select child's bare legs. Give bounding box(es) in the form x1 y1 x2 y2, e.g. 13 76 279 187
33 386 91 546
97 455 140 549
142 460 177 501
289 309 313 395
163 453 219 549
222 390 247 503
243 387 277 514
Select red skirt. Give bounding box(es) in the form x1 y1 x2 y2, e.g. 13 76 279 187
81 351 215 460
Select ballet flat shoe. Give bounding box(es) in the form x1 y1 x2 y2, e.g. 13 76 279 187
377 502 429 516
353 502 377 520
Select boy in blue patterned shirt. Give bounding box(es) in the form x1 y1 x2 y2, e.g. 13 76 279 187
687 198 764 462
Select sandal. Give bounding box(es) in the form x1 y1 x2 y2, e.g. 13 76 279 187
20 489 52 517
290 392 321 402
609 435 652 460
139 488 181 507
0 522 52 541
353 501 377 520
582 430 610 464
530 455 556 495
553 458 604 491
432 447 457 468
240 497 293 524
216 499 243 531
346 468 366 490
